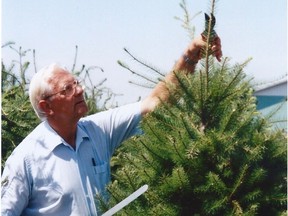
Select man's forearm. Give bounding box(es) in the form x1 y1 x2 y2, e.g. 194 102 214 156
140 45 200 115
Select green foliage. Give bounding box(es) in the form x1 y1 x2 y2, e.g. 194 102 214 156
1 49 40 167
105 57 287 215
1 84 39 166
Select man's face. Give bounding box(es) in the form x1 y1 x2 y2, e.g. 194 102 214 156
45 69 89 122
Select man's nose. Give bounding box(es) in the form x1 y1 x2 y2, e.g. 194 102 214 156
74 85 85 96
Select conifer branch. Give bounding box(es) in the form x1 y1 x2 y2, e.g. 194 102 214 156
180 114 202 138
176 167 186 190
199 69 206 129
143 169 153 183
263 98 287 123
122 48 165 77
174 0 201 40
139 140 165 161
140 153 175 190
169 136 185 162
71 45 78 72
203 0 217 91
174 72 200 115
106 187 122 205
145 118 172 143
118 60 159 85
123 168 137 191
123 154 140 170
139 152 158 173
33 49 37 73
231 200 243 215
228 164 249 202
1 70 22 88
128 80 154 89
233 110 256 136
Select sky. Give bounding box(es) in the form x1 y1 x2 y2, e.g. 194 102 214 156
1 0 287 105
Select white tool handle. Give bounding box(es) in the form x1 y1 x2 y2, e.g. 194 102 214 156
102 184 148 216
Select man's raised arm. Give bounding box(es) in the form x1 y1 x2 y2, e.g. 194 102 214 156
141 36 222 115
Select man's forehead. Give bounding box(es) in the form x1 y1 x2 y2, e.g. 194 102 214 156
49 69 75 86
53 68 71 76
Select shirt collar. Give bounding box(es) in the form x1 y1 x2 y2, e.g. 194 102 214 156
40 121 89 152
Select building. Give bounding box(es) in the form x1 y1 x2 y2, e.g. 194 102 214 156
254 77 287 131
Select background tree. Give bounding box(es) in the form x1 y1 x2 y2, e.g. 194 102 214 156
1 44 39 167
102 1 287 215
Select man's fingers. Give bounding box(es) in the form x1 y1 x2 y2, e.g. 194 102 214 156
211 44 222 61
212 36 222 62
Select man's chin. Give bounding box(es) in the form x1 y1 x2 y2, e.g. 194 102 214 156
77 106 89 117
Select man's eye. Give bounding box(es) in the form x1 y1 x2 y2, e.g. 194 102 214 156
65 85 73 91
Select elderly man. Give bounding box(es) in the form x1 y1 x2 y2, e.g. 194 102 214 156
1 36 222 215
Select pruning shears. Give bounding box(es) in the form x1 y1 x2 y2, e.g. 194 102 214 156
201 13 217 42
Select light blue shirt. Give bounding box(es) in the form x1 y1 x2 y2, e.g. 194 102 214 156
1 102 142 216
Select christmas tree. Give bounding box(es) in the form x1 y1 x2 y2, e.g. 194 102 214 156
101 1 287 215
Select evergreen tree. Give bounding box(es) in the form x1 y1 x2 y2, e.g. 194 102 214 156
103 1 287 215
1 45 40 167
106 60 286 215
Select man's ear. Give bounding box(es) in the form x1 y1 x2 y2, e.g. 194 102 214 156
38 100 54 116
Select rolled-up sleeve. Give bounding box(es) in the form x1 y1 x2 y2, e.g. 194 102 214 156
81 102 142 156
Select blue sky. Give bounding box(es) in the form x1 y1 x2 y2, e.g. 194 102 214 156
2 0 287 105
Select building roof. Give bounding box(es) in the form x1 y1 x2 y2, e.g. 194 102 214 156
253 76 287 132
254 76 287 96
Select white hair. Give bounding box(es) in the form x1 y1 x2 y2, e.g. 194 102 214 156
29 63 68 121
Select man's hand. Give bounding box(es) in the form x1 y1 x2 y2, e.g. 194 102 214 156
185 36 223 64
